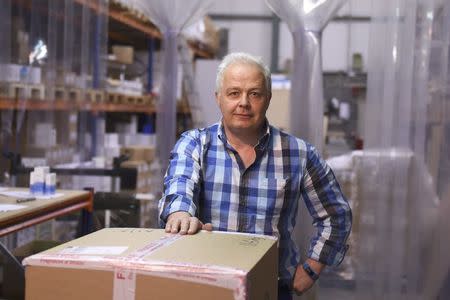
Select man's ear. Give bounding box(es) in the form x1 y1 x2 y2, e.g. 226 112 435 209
215 92 220 105
262 92 272 114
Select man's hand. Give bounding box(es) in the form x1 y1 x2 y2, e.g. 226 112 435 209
292 259 324 296
165 211 213 235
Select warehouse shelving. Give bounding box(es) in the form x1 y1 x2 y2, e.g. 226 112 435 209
28 0 214 59
1 0 217 104
75 0 161 39
11 0 215 58
0 97 192 114
0 0 212 187
0 97 152 113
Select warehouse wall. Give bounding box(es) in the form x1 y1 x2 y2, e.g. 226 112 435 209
210 0 273 65
209 0 372 72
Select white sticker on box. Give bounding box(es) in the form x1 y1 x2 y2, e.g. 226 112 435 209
59 246 128 255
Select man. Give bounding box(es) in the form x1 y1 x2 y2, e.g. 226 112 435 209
159 52 352 299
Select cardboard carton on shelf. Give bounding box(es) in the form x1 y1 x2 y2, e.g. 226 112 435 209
120 146 155 163
24 228 278 300
184 16 219 54
112 45 134 65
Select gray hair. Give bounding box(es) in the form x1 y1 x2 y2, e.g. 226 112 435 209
215 52 271 94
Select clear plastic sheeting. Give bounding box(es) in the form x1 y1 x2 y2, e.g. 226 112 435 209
319 0 450 299
265 3 347 298
183 16 220 54
0 1 109 187
178 37 206 129
121 0 214 188
266 0 347 151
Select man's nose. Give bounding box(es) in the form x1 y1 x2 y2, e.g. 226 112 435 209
238 94 250 107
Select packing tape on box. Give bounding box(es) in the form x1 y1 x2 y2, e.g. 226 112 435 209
23 233 248 300
112 233 183 300
125 231 182 260
113 267 136 300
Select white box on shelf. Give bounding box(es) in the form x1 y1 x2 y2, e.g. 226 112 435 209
104 133 119 147
33 124 57 148
0 64 41 84
106 78 143 96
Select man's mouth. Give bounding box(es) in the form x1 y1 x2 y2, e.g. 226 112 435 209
235 114 252 118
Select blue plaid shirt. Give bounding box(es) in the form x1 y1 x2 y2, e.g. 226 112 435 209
159 122 352 284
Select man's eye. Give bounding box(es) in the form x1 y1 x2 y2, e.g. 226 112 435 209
229 92 239 97
250 92 261 98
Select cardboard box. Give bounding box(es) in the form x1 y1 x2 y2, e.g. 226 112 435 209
112 45 134 65
24 228 278 300
184 16 219 53
266 87 290 132
121 146 155 163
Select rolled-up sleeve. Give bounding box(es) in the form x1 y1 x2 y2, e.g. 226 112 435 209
300 143 352 266
158 130 202 225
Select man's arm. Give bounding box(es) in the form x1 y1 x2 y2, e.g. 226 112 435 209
158 130 212 234
294 143 353 293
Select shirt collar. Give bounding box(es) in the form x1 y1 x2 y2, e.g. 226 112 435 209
256 121 271 151
217 119 271 151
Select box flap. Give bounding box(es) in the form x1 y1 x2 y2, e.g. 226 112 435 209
147 231 276 272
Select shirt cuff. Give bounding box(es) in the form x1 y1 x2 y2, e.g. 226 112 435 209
159 195 197 223
308 241 349 266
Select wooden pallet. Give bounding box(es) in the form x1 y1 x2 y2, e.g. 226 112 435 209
0 82 45 99
123 94 145 105
142 94 153 105
46 86 82 102
85 89 105 103
67 88 82 102
106 92 152 105
47 86 66 100
0 82 19 97
106 92 124 104
30 84 45 100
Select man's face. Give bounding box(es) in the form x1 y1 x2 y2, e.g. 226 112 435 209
215 63 271 135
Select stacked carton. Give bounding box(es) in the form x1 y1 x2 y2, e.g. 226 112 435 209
120 146 155 164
